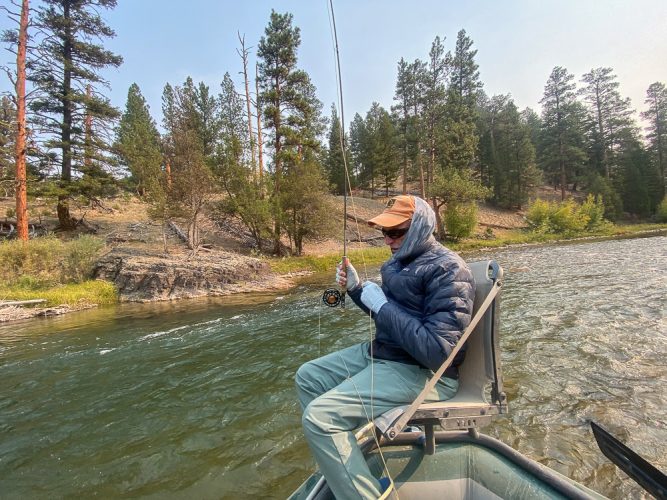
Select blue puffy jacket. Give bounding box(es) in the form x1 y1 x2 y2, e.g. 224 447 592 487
349 197 475 378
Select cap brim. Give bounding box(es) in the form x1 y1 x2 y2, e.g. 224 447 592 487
367 213 410 228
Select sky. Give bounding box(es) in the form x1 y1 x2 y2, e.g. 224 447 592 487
2 0 666 130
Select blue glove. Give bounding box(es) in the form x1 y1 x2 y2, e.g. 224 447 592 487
360 282 388 314
335 259 360 291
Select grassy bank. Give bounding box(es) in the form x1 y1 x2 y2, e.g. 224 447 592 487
267 223 667 274
0 280 117 307
0 236 118 307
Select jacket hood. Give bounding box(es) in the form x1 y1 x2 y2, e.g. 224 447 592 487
391 196 436 263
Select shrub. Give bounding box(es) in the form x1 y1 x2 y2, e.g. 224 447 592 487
63 235 105 282
657 196 667 222
525 199 553 230
444 203 478 240
551 199 589 232
579 194 609 230
0 235 105 286
525 196 610 234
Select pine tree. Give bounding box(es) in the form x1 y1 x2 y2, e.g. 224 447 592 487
617 136 653 216
355 103 398 196
215 72 271 251
580 67 634 180
374 109 400 196
392 58 425 195
439 29 481 178
160 79 217 251
29 0 122 229
539 66 586 200
480 95 540 209
325 104 350 195
115 84 162 196
348 112 367 186
281 159 333 256
423 36 450 196
450 29 483 113
257 10 325 254
642 82 667 198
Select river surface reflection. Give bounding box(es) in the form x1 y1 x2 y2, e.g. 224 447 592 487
0 236 665 499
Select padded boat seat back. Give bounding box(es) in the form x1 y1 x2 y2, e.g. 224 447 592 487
409 260 506 429
375 260 506 436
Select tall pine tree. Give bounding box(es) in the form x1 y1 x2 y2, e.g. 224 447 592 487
325 104 350 195
160 79 218 251
642 82 667 198
215 72 271 251
257 10 325 254
479 95 540 209
115 84 162 196
539 66 586 200
580 67 634 180
29 0 122 229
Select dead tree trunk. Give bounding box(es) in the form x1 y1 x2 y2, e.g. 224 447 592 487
255 63 264 190
237 33 257 179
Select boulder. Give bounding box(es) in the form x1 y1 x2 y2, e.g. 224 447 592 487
93 248 275 302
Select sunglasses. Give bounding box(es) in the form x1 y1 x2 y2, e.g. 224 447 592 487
381 226 410 239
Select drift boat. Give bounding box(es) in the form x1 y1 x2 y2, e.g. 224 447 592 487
290 260 666 500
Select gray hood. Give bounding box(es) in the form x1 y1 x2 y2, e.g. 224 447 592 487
391 196 436 263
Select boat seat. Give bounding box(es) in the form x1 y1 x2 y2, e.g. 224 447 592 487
374 260 507 451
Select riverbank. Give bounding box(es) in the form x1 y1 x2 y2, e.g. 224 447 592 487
268 224 667 274
3 224 665 323
1 192 666 323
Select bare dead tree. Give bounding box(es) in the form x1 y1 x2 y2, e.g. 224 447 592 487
255 63 264 190
237 32 256 180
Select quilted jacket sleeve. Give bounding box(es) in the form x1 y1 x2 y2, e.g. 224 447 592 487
373 260 475 371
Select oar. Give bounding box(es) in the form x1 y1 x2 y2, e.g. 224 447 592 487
590 421 667 499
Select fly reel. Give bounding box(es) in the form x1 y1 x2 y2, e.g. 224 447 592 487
322 288 345 308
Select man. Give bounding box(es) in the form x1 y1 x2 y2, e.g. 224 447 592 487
295 195 475 499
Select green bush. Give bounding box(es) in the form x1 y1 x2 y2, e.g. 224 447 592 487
657 196 667 222
63 235 105 282
579 194 610 230
526 196 609 234
444 203 478 241
551 199 589 232
0 235 105 286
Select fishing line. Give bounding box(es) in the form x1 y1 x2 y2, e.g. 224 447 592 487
325 0 395 493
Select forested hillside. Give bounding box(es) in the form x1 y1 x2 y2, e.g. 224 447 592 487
1 3 666 258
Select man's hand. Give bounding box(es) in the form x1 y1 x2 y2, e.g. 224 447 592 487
335 258 360 291
360 282 388 314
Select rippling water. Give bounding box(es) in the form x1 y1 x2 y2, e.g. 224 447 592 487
0 236 665 499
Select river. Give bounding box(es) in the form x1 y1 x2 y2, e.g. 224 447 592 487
0 236 665 499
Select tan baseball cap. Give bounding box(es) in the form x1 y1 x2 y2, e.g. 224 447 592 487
368 195 415 228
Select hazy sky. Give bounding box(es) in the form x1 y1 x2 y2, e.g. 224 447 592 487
2 0 666 129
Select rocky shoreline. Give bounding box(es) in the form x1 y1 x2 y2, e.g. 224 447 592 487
91 247 297 302
1 248 301 323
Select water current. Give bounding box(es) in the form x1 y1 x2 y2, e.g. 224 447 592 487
0 235 665 499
